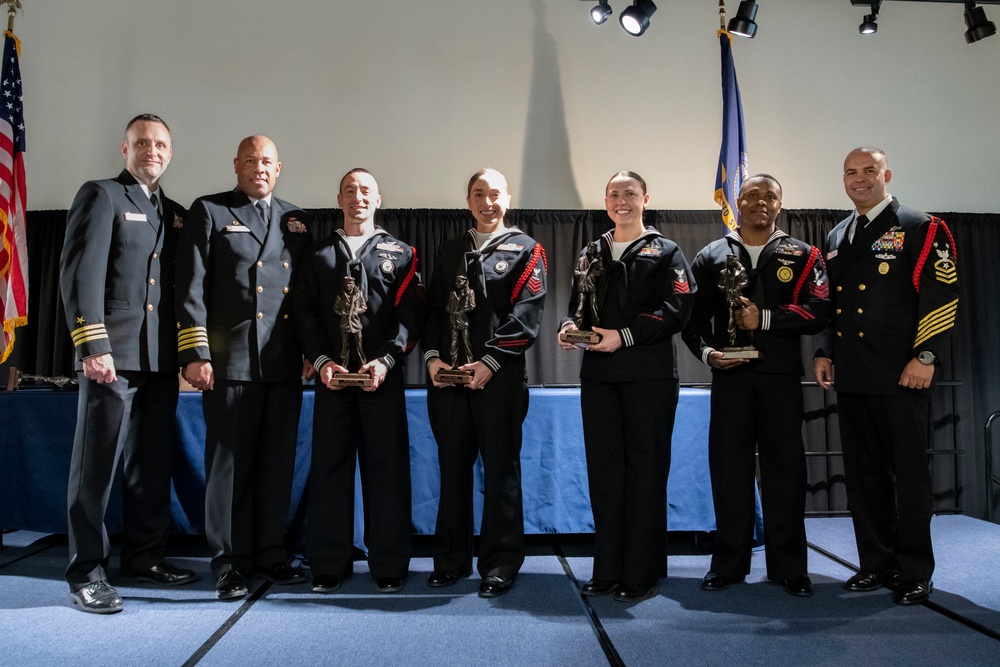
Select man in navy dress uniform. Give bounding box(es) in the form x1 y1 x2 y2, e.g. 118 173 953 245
176 135 314 600
61 113 196 614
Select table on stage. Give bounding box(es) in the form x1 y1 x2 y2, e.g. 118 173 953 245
1 387 724 539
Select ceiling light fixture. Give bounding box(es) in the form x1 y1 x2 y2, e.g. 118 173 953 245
964 2 998 43
620 0 657 36
728 1 759 38
591 1 613 25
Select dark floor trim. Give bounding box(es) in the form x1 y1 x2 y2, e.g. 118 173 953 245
182 580 273 667
0 533 63 569
550 539 626 667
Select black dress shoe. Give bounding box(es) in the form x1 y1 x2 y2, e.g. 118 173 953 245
613 582 656 602
253 562 307 585
427 570 469 587
884 570 902 592
893 579 932 605
478 575 514 598
844 571 883 592
121 561 198 587
581 579 621 597
216 570 247 601
783 575 814 597
311 574 347 593
69 581 123 614
376 576 405 593
701 572 745 591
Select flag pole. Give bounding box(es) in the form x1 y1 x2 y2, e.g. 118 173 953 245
718 0 726 31
3 0 21 32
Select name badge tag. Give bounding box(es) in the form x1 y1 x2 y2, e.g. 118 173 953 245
225 224 251 233
826 249 838 260
124 212 147 222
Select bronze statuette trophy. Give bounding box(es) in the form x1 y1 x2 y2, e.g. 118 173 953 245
718 254 761 360
436 275 476 385
559 241 604 345
331 275 372 387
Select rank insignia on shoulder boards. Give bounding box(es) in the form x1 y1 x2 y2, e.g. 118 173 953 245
673 268 690 293
173 213 184 229
286 217 308 234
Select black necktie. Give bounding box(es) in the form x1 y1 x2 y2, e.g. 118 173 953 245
848 214 868 244
150 193 160 220
256 200 269 225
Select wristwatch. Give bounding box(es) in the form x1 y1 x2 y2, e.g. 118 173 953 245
916 350 937 366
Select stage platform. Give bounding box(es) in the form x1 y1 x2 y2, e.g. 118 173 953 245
0 515 998 666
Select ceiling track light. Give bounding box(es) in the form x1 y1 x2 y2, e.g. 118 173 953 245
590 1 613 25
964 2 998 43
859 0 882 34
727 1 759 38
620 0 657 36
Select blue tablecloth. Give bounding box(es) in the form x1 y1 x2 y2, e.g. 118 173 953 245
0 387 719 536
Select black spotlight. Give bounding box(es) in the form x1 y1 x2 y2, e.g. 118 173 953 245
591 1 613 25
620 0 657 36
728 1 759 39
858 0 881 35
964 2 997 44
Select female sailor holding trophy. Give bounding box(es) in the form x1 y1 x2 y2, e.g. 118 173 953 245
423 168 547 598
558 171 696 602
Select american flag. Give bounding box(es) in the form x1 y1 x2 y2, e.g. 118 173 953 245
0 30 27 363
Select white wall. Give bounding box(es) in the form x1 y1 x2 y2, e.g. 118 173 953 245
17 0 1000 212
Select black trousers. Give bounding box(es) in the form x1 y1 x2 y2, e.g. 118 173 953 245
202 378 302 576
838 392 935 582
428 376 528 579
66 371 178 589
581 378 677 586
308 371 412 580
707 371 808 580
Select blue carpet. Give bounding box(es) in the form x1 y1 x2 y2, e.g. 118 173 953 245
2 519 1000 666
198 556 607 667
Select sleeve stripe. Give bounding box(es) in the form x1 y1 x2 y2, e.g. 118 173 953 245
913 299 959 348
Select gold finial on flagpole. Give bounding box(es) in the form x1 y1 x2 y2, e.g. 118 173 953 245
3 0 21 32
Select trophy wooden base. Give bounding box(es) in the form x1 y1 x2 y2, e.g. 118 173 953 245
435 368 474 385
331 372 373 388
559 330 602 345
720 347 762 360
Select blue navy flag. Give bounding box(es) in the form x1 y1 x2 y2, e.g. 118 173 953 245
714 30 747 234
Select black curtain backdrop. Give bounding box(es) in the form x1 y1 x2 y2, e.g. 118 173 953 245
4 208 998 521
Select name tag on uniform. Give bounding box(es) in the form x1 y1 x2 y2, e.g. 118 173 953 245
225 222 251 233
826 249 838 260
124 212 147 222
